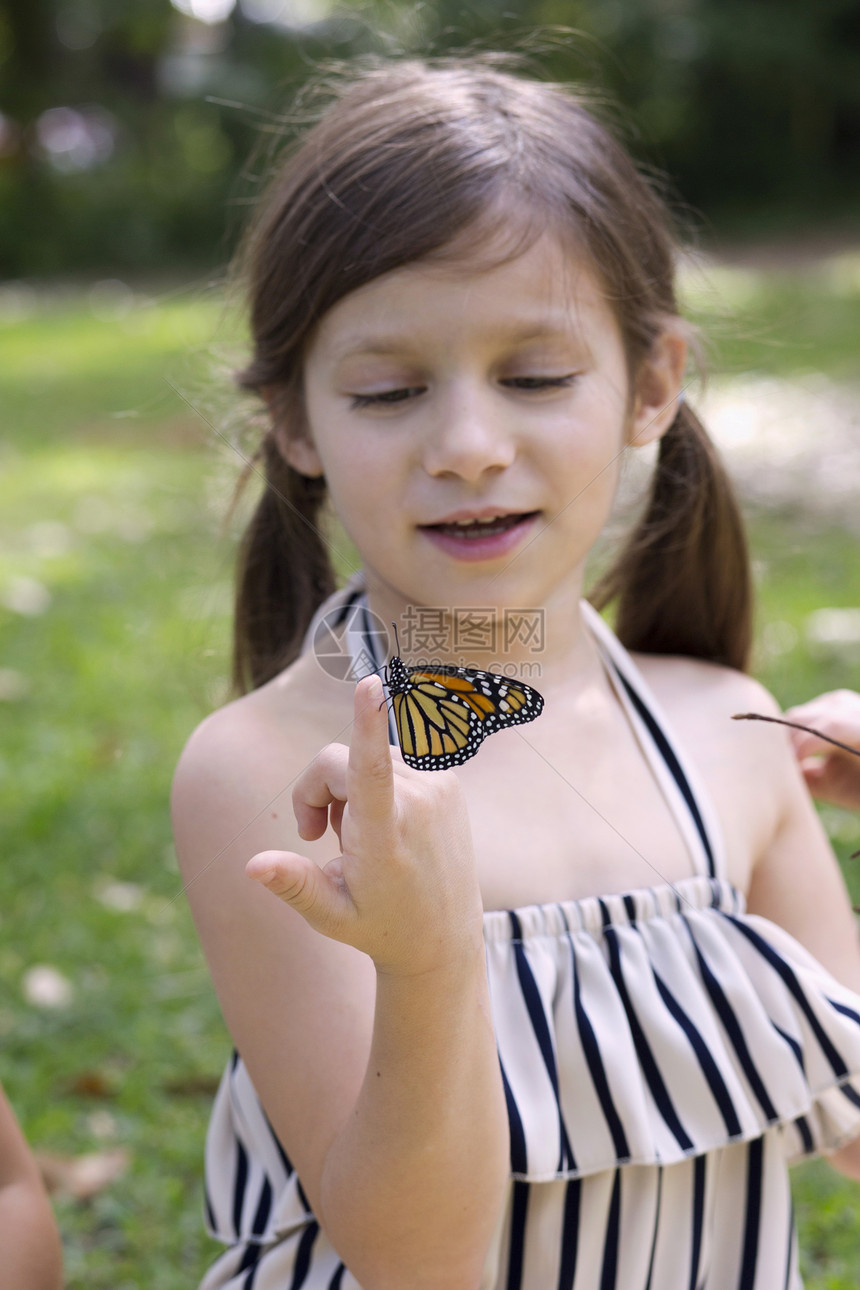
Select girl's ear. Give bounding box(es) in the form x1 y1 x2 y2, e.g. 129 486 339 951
261 385 325 479
627 323 688 449
277 433 325 479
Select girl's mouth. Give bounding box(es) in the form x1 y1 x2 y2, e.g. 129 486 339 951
419 511 542 561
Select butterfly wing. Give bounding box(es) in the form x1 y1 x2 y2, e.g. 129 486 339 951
390 664 544 771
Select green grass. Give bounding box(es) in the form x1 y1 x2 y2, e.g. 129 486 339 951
1 255 859 1285
679 248 860 381
1 282 240 1285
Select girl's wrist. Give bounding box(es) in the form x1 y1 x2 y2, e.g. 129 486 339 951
371 912 487 983
371 936 495 1051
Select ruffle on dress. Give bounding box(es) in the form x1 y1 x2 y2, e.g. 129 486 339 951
204 1054 324 1248
484 873 860 1183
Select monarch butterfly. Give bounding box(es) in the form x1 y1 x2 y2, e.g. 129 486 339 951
379 623 545 771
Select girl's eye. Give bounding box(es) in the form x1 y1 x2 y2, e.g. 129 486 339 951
348 375 578 408
502 374 579 391
350 387 425 409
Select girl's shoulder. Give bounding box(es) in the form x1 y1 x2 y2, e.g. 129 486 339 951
631 650 778 725
182 648 353 763
171 648 354 849
631 655 860 994
630 651 795 893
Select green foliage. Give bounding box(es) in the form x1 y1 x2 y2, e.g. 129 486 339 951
0 283 234 1284
1 0 859 275
1 261 859 1282
795 1158 860 1286
680 254 860 382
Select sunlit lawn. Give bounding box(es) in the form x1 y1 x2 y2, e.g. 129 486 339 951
1 251 859 1286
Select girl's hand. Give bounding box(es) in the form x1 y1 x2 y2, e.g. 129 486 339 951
246 674 483 975
783 689 860 811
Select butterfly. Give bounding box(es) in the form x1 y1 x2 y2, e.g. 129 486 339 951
379 622 545 771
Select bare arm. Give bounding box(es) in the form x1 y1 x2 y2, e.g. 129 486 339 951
741 685 860 1180
172 675 509 1290
0 1084 63 1290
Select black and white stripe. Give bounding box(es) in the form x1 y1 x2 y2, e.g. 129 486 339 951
198 584 860 1289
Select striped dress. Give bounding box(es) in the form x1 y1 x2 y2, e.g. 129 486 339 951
200 574 860 1290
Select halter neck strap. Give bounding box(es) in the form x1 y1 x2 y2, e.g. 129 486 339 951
580 600 726 880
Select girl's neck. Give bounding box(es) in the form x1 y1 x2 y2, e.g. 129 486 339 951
361 568 605 698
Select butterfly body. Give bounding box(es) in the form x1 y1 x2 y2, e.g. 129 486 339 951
383 652 545 771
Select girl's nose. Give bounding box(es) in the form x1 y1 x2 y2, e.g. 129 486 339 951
421 388 517 483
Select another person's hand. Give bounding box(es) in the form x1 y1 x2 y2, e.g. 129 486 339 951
783 690 860 811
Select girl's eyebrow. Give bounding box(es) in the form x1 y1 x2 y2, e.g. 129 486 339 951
333 338 412 361
331 322 586 363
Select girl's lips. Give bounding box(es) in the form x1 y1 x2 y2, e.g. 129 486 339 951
419 511 541 562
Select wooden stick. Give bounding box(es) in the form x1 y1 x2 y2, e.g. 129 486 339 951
732 712 860 758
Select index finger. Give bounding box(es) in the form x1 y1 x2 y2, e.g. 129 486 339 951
347 674 396 826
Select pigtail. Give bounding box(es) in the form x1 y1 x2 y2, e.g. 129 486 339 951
230 434 335 696
589 404 752 672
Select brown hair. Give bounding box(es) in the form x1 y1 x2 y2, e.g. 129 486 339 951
228 56 751 694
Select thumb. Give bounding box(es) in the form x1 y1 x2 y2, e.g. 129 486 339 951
246 849 355 940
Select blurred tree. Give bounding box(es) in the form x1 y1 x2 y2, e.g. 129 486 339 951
0 0 858 276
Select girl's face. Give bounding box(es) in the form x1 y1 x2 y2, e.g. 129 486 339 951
293 231 682 619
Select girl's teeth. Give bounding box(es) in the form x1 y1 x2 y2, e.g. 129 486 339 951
436 514 526 537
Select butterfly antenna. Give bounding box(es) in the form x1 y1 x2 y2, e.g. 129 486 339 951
391 620 402 659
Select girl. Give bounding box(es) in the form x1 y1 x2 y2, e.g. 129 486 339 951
171 58 860 1289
